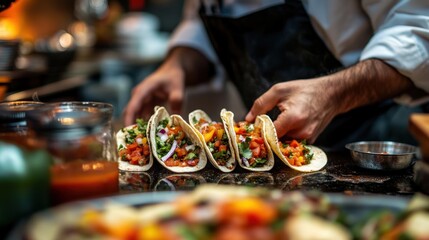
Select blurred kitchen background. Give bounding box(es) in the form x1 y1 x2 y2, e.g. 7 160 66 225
0 0 247 121
0 0 173 116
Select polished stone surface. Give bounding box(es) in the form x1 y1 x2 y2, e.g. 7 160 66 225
119 150 418 195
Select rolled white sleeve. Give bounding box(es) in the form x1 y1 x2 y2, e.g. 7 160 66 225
168 19 225 89
360 1 429 94
168 19 219 66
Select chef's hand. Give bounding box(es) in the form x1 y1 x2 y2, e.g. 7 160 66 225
123 47 214 126
123 60 185 126
245 59 414 143
245 78 337 143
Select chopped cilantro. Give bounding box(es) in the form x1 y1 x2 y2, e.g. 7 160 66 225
213 150 230 160
238 142 252 159
245 123 254 132
251 158 267 167
136 118 148 136
185 152 197 160
158 118 169 129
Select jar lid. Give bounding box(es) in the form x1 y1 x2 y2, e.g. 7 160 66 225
27 101 114 139
0 101 44 130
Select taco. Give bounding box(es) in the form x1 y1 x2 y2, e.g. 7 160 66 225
259 114 327 172
116 118 153 171
188 109 236 172
149 106 207 173
221 109 274 171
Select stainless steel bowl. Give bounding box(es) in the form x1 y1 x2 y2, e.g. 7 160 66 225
345 141 417 170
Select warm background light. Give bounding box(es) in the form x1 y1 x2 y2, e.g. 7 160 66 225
0 0 75 42
0 18 18 39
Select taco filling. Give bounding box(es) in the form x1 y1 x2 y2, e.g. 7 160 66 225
156 118 201 167
192 117 233 169
118 119 151 166
234 121 268 168
279 139 314 166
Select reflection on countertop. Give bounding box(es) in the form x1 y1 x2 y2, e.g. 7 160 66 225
119 151 417 195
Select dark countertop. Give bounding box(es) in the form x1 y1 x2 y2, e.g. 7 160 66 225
119 150 417 196
2 150 418 240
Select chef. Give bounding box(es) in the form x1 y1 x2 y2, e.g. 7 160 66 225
124 0 429 151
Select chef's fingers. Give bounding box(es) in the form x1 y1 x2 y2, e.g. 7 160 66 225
274 112 320 144
124 82 159 126
168 86 184 115
272 111 295 138
166 72 184 114
245 85 281 122
142 96 164 119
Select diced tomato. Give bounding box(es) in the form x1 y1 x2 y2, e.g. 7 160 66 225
164 158 177 167
214 140 221 148
119 149 128 159
253 137 264 144
127 142 138 151
237 128 247 135
219 145 228 152
130 157 140 165
130 150 141 158
251 147 261 157
290 140 299 148
175 147 187 157
142 144 150 156
249 140 259 149
169 126 184 138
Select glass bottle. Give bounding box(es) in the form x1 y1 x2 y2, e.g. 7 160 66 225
0 101 44 149
27 101 119 205
0 101 51 229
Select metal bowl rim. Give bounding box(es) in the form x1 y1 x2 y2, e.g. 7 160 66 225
345 141 417 156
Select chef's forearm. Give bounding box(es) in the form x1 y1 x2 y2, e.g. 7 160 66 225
324 59 414 114
165 46 215 86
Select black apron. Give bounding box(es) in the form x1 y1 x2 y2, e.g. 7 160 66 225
198 0 402 151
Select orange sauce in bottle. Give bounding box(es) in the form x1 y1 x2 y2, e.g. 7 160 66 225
50 161 119 205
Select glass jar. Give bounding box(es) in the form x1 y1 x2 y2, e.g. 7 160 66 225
0 101 44 149
0 101 52 230
27 101 119 205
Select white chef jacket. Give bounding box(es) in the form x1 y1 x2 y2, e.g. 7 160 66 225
168 0 429 104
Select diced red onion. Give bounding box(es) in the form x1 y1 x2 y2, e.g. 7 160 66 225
157 129 169 142
136 137 143 145
239 135 246 142
185 144 195 151
161 140 177 162
242 157 250 167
